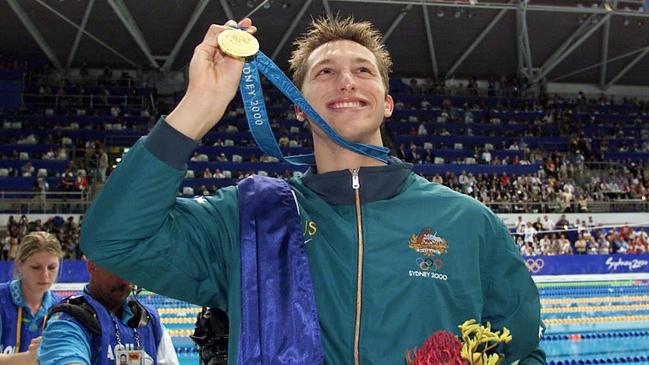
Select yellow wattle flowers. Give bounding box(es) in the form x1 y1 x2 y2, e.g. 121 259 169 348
459 319 513 365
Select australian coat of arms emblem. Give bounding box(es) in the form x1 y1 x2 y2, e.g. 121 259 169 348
409 228 448 257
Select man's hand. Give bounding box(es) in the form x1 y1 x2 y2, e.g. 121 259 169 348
167 18 257 140
0 337 41 365
27 336 42 358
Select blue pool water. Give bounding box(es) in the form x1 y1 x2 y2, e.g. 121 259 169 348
538 279 649 365
54 278 649 364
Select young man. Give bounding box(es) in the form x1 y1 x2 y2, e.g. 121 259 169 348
37 262 178 365
79 17 545 365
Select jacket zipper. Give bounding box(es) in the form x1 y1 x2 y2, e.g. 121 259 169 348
351 168 363 365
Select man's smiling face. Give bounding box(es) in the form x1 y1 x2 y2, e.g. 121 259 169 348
298 39 393 146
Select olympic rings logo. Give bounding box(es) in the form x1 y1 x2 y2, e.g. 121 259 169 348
525 258 545 273
416 257 444 271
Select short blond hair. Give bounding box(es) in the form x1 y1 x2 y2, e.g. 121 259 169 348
16 231 63 264
289 16 392 92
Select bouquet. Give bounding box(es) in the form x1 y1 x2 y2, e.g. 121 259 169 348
405 319 512 365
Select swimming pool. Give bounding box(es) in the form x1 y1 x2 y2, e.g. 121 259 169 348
53 277 649 364
538 279 649 365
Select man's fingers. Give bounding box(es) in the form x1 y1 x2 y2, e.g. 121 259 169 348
238 18 257 34
197 22 230 63
200 19 256 50
202 23 225 47
28 336 42 351
239 18 252 28
194 19 256 66
201 19 237 46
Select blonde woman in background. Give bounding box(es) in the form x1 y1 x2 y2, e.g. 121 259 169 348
0 231 63 364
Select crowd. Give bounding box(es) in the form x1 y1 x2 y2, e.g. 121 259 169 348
181 146 649 212
1 213 647 261
0 139 110 188
2 70 649 215
1 215 82 261
428 157 649 213
182 166 649 213
511 215 649 256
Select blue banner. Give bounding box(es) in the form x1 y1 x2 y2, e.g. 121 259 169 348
2 256 648 283
0 260 88 283
523 254 649 275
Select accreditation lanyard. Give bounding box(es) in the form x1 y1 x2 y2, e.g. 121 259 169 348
239 51 390 166
15 307 47 352
111 314 141 349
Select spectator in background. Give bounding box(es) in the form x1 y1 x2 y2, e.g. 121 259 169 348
7 239 18 261
213 169 225 179
60 170 75 192
575 219 586 234
33 177 49 211
76 171 88 199
586 216 596 228
5 217 17 238
612 232 628 254
1 237 12 261
620 224 633 242
542 215 554 231
515 216 526 235
538 234 552 255
21 162 35 177
558 234 573 255
634 227 648 253
560 187 574 212
574 232 587 254
97 148 108 183
548 233 560 255
598 234 611 255
520 241 534 256
586 236 599 255
555 215 570 230
578 195 588 212
523 222 537 245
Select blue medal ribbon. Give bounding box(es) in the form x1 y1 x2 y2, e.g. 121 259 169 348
239 51 389 165
237 176 325 365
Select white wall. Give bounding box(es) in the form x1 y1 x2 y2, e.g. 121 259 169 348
1 213 647 231
498 213 649 228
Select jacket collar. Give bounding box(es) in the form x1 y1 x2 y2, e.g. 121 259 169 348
10 279 55 319
299 157 413 205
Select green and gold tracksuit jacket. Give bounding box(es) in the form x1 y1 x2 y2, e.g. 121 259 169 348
80 119 546 365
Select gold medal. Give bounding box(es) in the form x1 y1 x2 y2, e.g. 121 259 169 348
218 28 260 58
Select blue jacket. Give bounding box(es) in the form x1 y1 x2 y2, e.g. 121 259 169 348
38 288 163 365
0 280 58 353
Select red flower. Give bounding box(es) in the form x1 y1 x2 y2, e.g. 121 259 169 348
406 331 466 365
